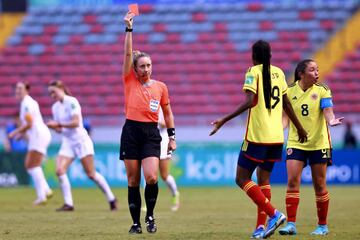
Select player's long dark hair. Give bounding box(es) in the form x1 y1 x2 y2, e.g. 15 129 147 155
294 59 314 82
49 80 71 95
252 40 272 109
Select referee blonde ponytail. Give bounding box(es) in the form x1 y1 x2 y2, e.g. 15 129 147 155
133 50 150 68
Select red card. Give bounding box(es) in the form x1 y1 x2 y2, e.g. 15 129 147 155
128 3 139 16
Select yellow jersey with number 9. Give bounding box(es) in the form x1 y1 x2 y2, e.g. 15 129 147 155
286 81 332 150
243 64 288 144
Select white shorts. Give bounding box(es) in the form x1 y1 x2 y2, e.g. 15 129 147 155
160 135 172 160
59 135 94 159
28 129 51 155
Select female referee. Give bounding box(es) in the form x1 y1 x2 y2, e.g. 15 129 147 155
121 12 176 234
279 59 343 236
210 40 307 239
47 80 117 212
8 82 52 205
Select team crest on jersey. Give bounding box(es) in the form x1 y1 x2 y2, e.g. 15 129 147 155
287 148 293 155
71 103 76 109
311 93 318 100
245 75 254 84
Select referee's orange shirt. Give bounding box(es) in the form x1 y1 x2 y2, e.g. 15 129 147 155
123 69 170 123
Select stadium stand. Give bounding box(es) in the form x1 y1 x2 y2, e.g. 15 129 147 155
326 44 360 114
0 1 359 125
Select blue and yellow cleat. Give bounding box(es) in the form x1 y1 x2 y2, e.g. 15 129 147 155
263 211 286 238
251 226 265 239
310 225 329 235
279 222 297 235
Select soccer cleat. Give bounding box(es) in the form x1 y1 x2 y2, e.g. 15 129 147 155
251 226 265 239
310 225 329 235
145 216 157 233
109 199 118 211
46 189 54 199
171 191 180 212
279 222 297 235
33 198 47 206
56 204 74 212
129 224 142 234
263 211 286 238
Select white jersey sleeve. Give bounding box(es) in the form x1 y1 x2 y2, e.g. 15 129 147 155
68 97 81 117
53 95 88 143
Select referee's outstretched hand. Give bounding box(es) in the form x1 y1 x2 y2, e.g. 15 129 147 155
209 118 225 136
124 12 135 28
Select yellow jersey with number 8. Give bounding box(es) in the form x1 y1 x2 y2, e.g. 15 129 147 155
286 81 332 150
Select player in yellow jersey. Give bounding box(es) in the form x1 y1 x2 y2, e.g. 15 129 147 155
210 40 307 239
279 59 343 236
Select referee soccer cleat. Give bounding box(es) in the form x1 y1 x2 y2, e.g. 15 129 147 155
310 224 329 235
251 226 265 239
145 216 157 233
109 199 118 211
263 211 286 238
129 224 142 234
279 222 297 235
56 204 74 212
171 191 180 212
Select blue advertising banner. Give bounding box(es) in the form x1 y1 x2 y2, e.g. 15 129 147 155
43 143 360 187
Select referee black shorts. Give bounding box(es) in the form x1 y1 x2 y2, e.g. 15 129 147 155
120 119 161 161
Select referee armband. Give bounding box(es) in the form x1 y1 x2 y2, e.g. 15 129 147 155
320 98 333 109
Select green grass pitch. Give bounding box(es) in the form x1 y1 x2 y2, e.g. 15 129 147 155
0 186 359 239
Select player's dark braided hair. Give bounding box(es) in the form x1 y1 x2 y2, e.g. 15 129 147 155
294 59 314 82
252 40 272 109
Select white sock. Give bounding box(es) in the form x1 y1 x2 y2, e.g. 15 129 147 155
93 172 115 202
27 167 46 200
38 167 51 193
165 175 178 196
59 174 73 206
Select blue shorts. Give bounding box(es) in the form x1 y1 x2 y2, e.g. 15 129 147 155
237 141 283 173
286 148 332 167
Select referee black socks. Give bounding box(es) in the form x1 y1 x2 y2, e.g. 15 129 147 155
145 182 159 217
128 186 141 225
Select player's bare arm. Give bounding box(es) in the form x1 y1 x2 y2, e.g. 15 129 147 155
210 90 254 136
